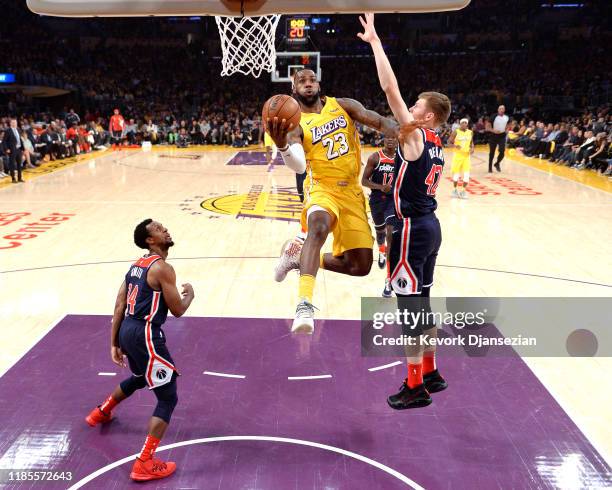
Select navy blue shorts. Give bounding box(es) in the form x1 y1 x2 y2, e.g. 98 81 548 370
369 195 395 229
119 317 176 389
388 213 442 295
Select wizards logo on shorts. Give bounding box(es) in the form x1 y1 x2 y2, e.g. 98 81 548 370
311 116 348 143
155 368 168 380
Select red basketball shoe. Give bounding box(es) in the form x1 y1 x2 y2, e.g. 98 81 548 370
85 406 113 427
130 458 176 481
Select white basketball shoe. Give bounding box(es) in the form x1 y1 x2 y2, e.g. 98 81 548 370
291 300 316 334
274 237 303 282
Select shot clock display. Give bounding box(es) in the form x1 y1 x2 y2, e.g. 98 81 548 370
286 17 309 44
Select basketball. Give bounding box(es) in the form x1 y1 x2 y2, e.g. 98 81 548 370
262 95 301 133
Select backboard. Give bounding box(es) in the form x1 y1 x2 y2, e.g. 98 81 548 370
26 0 471 17
272 52 321 83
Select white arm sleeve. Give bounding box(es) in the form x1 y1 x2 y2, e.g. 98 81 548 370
279 143 306 174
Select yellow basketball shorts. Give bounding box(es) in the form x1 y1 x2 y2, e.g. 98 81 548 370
451 153 471 174
301 180 374 256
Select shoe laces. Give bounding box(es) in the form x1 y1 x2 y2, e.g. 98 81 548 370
296 301 317 316
151 460 167 472
97 406 110 417
285 241 302 258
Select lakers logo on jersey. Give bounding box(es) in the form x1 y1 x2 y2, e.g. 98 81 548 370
300 97 361 183
310 115 348 143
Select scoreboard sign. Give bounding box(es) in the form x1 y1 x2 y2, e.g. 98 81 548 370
286 17 309 43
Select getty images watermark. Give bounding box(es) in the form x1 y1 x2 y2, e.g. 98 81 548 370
361 297 611 358
371 307 535 348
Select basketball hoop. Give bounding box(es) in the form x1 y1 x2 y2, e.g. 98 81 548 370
215 6 281 78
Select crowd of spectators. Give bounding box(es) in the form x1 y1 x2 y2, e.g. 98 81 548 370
1 0 611 179
4 103 610 181
505 110 612 174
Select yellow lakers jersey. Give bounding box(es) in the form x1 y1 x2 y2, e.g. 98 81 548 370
300 97 361 183
455 128 473 153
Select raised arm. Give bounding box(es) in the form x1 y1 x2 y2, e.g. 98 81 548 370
337 97 398 137
149 261 194 318
357 13 412 126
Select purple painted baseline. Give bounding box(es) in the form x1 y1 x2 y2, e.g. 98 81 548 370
226 150 284 166
0 315 609 489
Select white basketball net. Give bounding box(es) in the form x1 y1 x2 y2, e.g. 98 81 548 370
215 14 281 78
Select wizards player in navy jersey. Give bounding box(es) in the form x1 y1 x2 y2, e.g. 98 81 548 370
360 13 451 410
361 135 397 297
85 219 194 481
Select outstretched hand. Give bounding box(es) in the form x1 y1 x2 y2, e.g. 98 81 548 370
357 13 379 44
399 119 428 144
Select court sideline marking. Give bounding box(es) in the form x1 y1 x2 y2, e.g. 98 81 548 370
203 371 246 379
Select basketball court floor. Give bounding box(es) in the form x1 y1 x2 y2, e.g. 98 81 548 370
0 146 610 488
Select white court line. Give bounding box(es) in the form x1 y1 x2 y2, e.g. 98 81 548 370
368 361 402 372
204 370 246 379
528 365 612 466
223 151 239 165
287 374 332 380
0 314 65 379
507 156 612 194
67 435 424 490
97 372 117 376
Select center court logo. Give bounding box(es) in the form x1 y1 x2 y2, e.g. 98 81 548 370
200 185 303 222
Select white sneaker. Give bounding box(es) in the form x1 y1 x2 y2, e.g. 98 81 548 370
452 189 459 198
274 237 303 282
382 278 393 298
377 252 386 269
291 300 315 334
459 190 468 199
0 172 7 178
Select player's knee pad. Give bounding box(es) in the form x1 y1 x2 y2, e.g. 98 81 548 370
463 172 470 184
120 375 147 397
152 374 178 424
